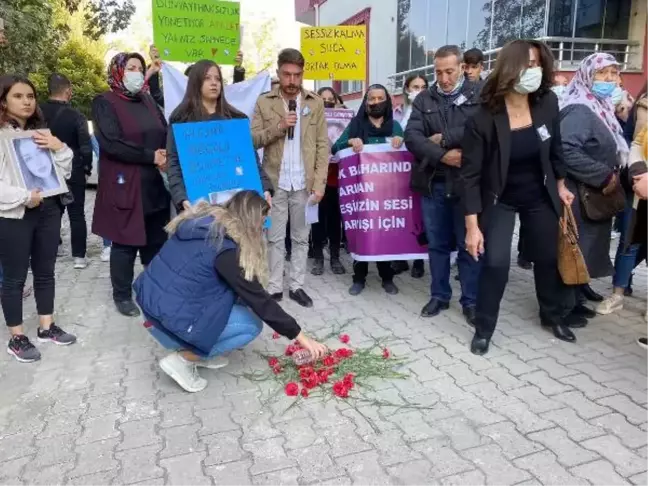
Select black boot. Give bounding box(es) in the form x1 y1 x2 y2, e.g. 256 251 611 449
582 284 603 302
470 334 490 355
540 315 576 342
311 258 324 276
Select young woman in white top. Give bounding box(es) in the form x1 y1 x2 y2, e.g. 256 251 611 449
0 75 77 363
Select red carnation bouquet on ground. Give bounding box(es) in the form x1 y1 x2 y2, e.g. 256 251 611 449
245 330 409 404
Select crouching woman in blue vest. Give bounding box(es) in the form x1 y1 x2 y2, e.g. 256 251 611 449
134 190 327 393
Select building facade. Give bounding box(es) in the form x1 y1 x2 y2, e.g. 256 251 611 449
296 0 647 107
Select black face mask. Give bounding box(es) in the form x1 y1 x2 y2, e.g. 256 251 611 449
367 101 387 118
323 101 336 108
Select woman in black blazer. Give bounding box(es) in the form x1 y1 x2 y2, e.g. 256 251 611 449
460 40 576 356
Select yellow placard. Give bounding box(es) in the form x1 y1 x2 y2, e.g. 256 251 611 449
301 25 367 81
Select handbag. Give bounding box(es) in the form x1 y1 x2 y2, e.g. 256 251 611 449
578 178 625 222
558 205 590 285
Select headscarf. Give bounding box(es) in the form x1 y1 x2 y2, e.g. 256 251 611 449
107 52 149 99
560 52 629 163
347 84 394 143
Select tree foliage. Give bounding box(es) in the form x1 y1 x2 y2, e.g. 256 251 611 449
31 39 108 117
395 0 426 74
476 0 545 50
63 0 135 40
241 18 279 77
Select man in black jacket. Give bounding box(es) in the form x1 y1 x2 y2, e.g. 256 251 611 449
404 45 482 324
41 73 93 269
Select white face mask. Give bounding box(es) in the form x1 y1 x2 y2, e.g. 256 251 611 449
123 71 145 94
407 90 421 103
514 67 542 94
551 85 566 98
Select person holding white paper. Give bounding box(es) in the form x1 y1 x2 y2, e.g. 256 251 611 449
166 59 273 212
0 74 77 363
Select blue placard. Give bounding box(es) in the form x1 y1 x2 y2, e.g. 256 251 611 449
172 119 263 204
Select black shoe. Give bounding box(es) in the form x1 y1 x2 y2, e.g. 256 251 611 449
517 255 533 270
115 300 141 317
421 298 449 317
565 313 588 328
349 282 365 296
289 289 313 308
330 258 346 275
285 252 291 262
571 304 597 319
382 281 399 295
463 306 476 327
582 284 603 302
541 317 576 342
470 335 490 355
392 261 409 275
307 247 314 259
37 323 77 345
271 292 283 302
411 263 425 279
311 258 324 276
7 335 41 363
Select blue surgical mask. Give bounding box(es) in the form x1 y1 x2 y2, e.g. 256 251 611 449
591 81 616 99
610 86 624 106
514 67 542 94
551 85 566 98
123 71 145 94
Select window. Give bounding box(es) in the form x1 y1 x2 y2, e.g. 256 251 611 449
340 80 364 94
548 0 632 39
467 0 493 50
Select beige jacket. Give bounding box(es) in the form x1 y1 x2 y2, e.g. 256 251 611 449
633 94 647 141
251 86 329 194
0 125 73 220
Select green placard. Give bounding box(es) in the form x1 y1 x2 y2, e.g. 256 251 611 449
152 0 240 64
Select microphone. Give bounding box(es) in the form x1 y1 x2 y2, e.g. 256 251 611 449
287 100 296 140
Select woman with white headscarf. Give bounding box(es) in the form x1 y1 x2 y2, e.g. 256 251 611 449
559 52 630 324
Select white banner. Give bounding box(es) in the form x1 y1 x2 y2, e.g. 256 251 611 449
161 63 271 121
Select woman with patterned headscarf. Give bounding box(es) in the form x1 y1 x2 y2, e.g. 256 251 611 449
91 52 170 317
559 52 630 324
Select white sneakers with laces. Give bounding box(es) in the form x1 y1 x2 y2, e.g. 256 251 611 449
595 294 624 315
159 353 207 393
100 246 111 262
196 356 229 370
73 257 88 269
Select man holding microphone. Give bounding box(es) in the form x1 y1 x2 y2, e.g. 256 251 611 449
251 48 329 308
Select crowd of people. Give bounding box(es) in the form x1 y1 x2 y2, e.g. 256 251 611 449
0 38 645 393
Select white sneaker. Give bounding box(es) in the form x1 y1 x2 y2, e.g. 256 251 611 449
73 257 88 269
196 356 229 370
159 353 207 393
100 246 111 262
595 294 624 315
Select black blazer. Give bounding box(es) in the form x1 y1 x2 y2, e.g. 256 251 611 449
460 90 567 217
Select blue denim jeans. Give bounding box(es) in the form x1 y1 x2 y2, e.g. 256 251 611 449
103 239 111 248
421 183 480 307
612 196 643 288
146 304 263 357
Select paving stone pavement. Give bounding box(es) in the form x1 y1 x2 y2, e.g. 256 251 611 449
0 190 646 485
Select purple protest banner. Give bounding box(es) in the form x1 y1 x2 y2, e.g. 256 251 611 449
334 144 427 261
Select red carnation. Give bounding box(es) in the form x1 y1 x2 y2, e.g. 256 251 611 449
322 355 337 367
300 388 309 398
382 348 390 359
272 332 280 340
334 348 354 359
285 344 298 356
299 366 315 380
333 381 350 398
273 366 283 375
343 373 355 388
302 375 319 389
339 334 350 344
285 382 299 396
268 357 279 367
318 370 331 383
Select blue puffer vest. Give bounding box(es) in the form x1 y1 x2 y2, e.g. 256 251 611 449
133 216 237 356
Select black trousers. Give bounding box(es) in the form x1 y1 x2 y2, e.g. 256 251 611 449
311 185 342 259
352 261 395 284
0 200 62 326
110 210 168 302
475 198 568 340
64 181 87 258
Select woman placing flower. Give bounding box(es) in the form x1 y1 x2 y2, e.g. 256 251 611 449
331 84 404 296
134 190 326 393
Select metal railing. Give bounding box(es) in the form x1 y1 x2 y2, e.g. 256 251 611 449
387 36 643 93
